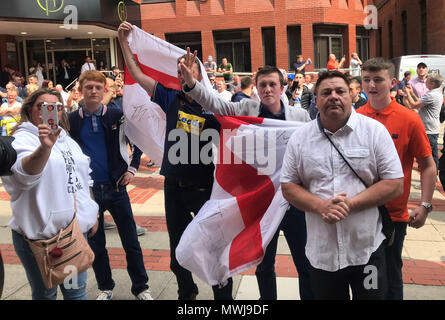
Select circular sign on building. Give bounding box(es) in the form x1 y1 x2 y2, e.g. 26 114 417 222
37 0 64 16
118 1 128 22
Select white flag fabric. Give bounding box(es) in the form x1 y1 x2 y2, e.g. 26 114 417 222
123 25 211 164
176 115 304 286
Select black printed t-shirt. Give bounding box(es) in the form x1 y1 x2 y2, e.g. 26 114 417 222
151 82 220 186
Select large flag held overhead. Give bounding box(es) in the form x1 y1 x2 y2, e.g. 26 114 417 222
122 25 303 286
122 25 211 164
176 115 303 286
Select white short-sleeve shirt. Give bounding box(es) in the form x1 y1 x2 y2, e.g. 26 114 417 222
280 110 403 272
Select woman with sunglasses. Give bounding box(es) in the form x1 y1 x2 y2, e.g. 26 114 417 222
2 88 99 300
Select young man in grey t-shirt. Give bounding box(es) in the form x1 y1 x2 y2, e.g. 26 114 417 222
405 73 443 168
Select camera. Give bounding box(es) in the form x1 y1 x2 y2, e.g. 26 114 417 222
0 135 17 298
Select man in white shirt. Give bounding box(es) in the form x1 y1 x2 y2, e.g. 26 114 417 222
350 52 362 77
80 56 96 74
55 84 70 105
404 72 443 169
280 70 404 300
0 87 21 136
215 79 232 102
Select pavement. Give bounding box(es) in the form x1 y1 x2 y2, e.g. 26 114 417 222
1 152 445 301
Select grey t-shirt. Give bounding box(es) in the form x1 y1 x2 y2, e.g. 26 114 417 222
420 87 442 134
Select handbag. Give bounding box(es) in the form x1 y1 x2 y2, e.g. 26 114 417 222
322 130 395 247
25 195 95 289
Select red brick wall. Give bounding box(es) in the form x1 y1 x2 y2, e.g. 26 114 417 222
377 0 445 58
140 0 376 72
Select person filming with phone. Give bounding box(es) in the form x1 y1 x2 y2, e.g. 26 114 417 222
1 88 99 300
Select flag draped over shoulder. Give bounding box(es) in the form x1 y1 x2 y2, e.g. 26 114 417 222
122 25 211 164
176 116 303 286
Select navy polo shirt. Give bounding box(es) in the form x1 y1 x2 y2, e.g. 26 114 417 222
79 106 110 183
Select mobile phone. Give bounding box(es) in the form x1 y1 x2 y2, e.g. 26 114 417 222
42 102 61 133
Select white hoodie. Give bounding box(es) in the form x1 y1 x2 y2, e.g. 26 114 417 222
2 122 99 240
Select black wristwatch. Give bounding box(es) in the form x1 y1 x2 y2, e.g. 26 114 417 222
420 202 433 213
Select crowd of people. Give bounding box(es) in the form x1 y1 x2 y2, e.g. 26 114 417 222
1 20 444 301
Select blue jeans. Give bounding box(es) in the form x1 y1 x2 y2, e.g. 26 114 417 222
164 177 233 300
427 134 439 170
255 206 314 300
12 230 87 300
89 183 148 296
385 222 407 300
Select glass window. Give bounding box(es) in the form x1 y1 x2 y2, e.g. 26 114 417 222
287 25 301 71
356 27 370 62
313 25 345 70
402 11 408 55
388 20 394 58
26 40 46 79
262 27 276 67
214 29 251 72
165 32 202 62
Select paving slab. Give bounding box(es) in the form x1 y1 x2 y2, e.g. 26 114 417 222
403 240 445 262
101 228 171 251
405 224 444 242
235 275 299 300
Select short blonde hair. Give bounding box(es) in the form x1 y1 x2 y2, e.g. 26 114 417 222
78 70 106 88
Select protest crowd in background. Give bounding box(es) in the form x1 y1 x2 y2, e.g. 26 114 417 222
0 21 443 301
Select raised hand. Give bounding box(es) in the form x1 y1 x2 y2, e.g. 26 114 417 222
118 21 134 42
179 47 198 88
38 124 61 150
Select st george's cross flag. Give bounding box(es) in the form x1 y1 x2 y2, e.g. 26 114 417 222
175 115 302 286
122 25 302 286
122 25 212 165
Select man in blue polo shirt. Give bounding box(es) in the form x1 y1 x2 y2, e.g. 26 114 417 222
68 70 151 301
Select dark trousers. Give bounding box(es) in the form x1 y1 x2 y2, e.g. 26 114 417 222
255 206 314 300
385 222 407 300
309 244 387 300
427 134 439 170
164 177 233 300
89 183 149 296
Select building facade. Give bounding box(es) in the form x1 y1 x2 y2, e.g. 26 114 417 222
0 0 141 85
140 0 377 73
376 0 445 59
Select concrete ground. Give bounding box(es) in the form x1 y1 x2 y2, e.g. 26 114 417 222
1 153 445 300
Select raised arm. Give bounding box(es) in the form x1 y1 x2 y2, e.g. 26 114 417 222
404 86 423 109
117 22 156 96
179 50 251 116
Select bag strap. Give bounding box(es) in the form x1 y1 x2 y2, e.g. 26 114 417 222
322 130 369 189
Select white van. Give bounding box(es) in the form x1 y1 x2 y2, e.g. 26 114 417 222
392 55 445 81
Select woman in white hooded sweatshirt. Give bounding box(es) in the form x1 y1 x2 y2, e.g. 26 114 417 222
2 88 99 300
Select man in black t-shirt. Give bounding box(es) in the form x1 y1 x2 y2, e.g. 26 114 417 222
118 22 232 300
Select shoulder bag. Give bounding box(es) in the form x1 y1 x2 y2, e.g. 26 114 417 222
25 194 95 289
323 131 395 247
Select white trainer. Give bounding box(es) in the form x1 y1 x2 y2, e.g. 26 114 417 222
96 290 113 300
136 289 154 300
